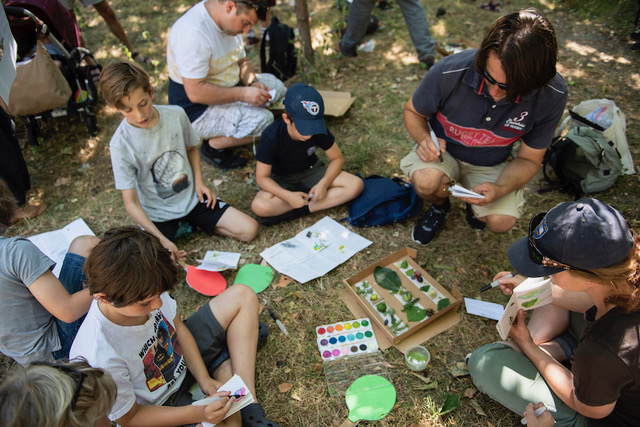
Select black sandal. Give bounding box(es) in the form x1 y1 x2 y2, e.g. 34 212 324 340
479 1 500 12
240 403 280 427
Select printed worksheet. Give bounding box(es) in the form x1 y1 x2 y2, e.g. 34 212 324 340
260 216 372 283
27 218 95 277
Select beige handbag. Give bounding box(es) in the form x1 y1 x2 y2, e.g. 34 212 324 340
7 41 72 116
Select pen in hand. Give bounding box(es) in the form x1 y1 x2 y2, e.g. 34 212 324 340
428 123 444 164
478 272 516 293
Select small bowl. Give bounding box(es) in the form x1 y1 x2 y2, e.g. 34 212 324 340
405 345 431 371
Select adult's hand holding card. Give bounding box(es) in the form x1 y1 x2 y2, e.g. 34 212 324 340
448 184 484 199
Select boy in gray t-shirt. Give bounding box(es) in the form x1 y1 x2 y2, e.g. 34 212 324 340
101 62 258 260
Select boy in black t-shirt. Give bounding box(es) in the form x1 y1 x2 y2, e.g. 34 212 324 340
251 83 363 226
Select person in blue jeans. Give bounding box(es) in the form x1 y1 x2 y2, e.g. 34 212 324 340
339 0 436 68
468 198 640 426
0 178 98 365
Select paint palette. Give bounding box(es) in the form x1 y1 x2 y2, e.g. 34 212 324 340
316 318 379 361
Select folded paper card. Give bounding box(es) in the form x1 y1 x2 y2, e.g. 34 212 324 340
496 277 553 340
197 251 241 272
448 184 484 199
191 374 254 426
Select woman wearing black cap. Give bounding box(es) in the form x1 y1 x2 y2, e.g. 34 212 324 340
467 198 640 426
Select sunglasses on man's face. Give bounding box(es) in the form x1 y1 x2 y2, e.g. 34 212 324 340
483 67 508 91
527 212 590 273
31 361 87 410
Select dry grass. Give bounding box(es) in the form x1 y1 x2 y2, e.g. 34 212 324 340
3 0 640 425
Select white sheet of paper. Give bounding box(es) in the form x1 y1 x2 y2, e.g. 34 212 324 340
448 184 484 199
464 298 505 321
0 8 18 105
191 374 255 427
196 251 241 271
260 216 372 284
27 218 95 277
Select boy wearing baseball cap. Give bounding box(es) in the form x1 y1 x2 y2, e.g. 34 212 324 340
251 83 363 225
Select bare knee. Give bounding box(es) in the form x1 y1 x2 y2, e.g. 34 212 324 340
486 215 516 233
239 218 259 242
251 195 270 217
411 170 448 199
231 284 259 313
68 235 100 257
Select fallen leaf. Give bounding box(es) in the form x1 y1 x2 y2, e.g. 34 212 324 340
274 275 292 289
462 388 476 399
291 393 302 401
456 267 466 275
487 421 495 427
449 362 469 377
409 371 431 384
440 393 460 415
278 382 293 393
382 361 395 369
213 179 223 187
415 382 438 390
54 177 70 186
470 399 487 416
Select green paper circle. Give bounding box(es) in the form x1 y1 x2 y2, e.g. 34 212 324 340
233 264 274 294
345 375 396 422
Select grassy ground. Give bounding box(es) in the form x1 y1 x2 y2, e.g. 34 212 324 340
3 0 640 425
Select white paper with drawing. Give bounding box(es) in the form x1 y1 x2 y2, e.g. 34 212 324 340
196 251 241 271
260 216 372 283
191 374 254 426
496 277 553 340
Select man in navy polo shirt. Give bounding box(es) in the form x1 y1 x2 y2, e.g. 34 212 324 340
401 9 568 245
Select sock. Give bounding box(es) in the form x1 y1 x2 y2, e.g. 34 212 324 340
261 206 310 227
433 198 450 211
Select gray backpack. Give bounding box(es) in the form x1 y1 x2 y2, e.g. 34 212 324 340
542 126 624 195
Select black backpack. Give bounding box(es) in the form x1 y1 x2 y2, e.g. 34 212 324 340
260 17 297 81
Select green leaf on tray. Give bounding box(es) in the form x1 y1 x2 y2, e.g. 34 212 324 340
440 393 461 415
406 305 427 322
420 285 430 292
437 298 451 311
400 259 409 269
405 268 414 276
374 266 401 292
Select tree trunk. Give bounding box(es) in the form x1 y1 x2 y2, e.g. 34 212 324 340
294 0 314 65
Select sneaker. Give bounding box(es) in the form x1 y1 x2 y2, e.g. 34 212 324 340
465 203 486 231
411 200 450 245
339 40 357 57
200 144 247 171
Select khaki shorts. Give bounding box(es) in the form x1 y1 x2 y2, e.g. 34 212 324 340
400 147 525 219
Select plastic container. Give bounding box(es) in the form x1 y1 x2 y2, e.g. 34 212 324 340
404 345 431 371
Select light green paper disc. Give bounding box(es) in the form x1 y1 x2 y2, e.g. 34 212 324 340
345 375 396 422
233 264 274 294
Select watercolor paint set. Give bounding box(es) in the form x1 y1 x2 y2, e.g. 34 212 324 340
316 318 379 361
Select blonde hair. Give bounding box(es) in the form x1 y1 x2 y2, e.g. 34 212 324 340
0 358 117 427
571 234 640 313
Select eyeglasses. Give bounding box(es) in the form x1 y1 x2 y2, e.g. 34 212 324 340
31 361 87 410
234 0 267 19
483 67 508 91
528 212 589 273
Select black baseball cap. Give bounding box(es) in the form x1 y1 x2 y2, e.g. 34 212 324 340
508 198 634 277
284 83 327 136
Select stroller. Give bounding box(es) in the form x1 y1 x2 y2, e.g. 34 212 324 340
4 0 100 145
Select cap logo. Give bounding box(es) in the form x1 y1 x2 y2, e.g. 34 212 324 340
301 100 320 116
533 217 548 240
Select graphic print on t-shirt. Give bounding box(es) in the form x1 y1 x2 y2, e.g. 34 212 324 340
436 111 522 147
141 312 184 392
150 150 190 199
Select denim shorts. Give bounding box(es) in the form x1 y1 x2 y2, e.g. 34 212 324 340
52 252 88 360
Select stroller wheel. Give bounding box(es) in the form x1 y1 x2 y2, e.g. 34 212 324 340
26 120 39 146
85 113 98 136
